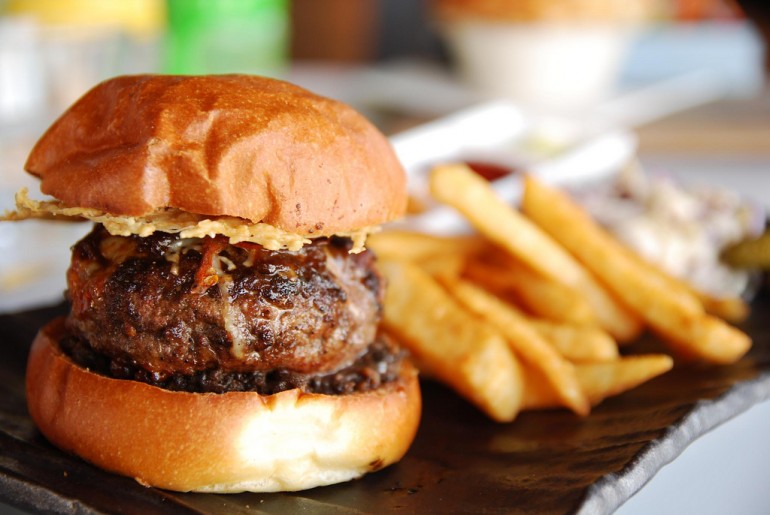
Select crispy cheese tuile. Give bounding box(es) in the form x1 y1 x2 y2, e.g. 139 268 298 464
4 189 375 253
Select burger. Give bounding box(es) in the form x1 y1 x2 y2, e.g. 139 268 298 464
7 75 421 492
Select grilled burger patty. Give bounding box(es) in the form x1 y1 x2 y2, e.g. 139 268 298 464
59 330 405 395
65 225 396 392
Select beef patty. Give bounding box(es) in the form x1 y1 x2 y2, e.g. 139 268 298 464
66 225 385 383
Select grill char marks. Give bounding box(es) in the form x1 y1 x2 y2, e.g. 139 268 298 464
66 225 384 383
60 331 405 395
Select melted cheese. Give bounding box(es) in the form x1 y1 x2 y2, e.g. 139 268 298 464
4 188 375 253
211 256 252 361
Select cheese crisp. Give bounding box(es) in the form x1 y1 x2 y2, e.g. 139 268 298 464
4 189 374 253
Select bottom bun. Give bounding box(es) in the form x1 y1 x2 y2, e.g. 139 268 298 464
26 318 421 492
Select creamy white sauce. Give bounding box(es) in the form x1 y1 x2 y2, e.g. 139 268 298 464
573 164 761 298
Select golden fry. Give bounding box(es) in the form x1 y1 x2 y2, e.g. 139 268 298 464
599 220 750 324
367 230 483 262
453 258 618 361
444 278 590 416
430 164 584 284
417 252 467 282
463 255 597 327
529 320 619 363
699 294 749 325
430 164 642 342
521 175 751 364
379 259 523 422
575 355 674 406
522 354 673 410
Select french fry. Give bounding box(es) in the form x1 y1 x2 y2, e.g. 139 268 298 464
623 239 749 324
430 164 642 342
463 254 597 327
453 259 618 361
379 259 523 422
522 354 674 410
699 294 749 324
521 175 751 364
374 163 750 422
417 252 467 282
576 355 674 406
529 321 619 363
367 230 483 262
603 219 750 324
656 270 749 324
444 278 590 416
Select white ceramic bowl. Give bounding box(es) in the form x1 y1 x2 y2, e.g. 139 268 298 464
441 21 631 113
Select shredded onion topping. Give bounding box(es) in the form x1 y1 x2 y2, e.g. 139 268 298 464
3 188 376 253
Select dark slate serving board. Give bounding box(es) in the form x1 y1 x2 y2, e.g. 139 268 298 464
1 291 769 514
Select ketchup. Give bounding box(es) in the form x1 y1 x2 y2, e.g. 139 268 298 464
465 161 514 182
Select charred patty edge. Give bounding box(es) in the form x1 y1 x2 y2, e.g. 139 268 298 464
59 329 407 396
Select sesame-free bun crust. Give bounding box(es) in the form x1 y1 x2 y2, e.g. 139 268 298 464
26 319 421 492
25 75 407 236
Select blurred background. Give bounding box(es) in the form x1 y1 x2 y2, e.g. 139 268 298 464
0 0 766 135
1 0 767 212
0 0 768 223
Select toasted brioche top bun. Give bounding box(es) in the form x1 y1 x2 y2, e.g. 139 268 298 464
26 319 421 492
25 75 407 237
433 0 654 23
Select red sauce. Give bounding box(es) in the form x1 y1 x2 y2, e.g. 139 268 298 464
465 161 514 182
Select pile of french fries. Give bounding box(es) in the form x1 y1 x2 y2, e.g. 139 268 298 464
370 164 752 422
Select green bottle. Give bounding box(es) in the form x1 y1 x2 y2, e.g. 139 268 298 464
164 0 290 76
